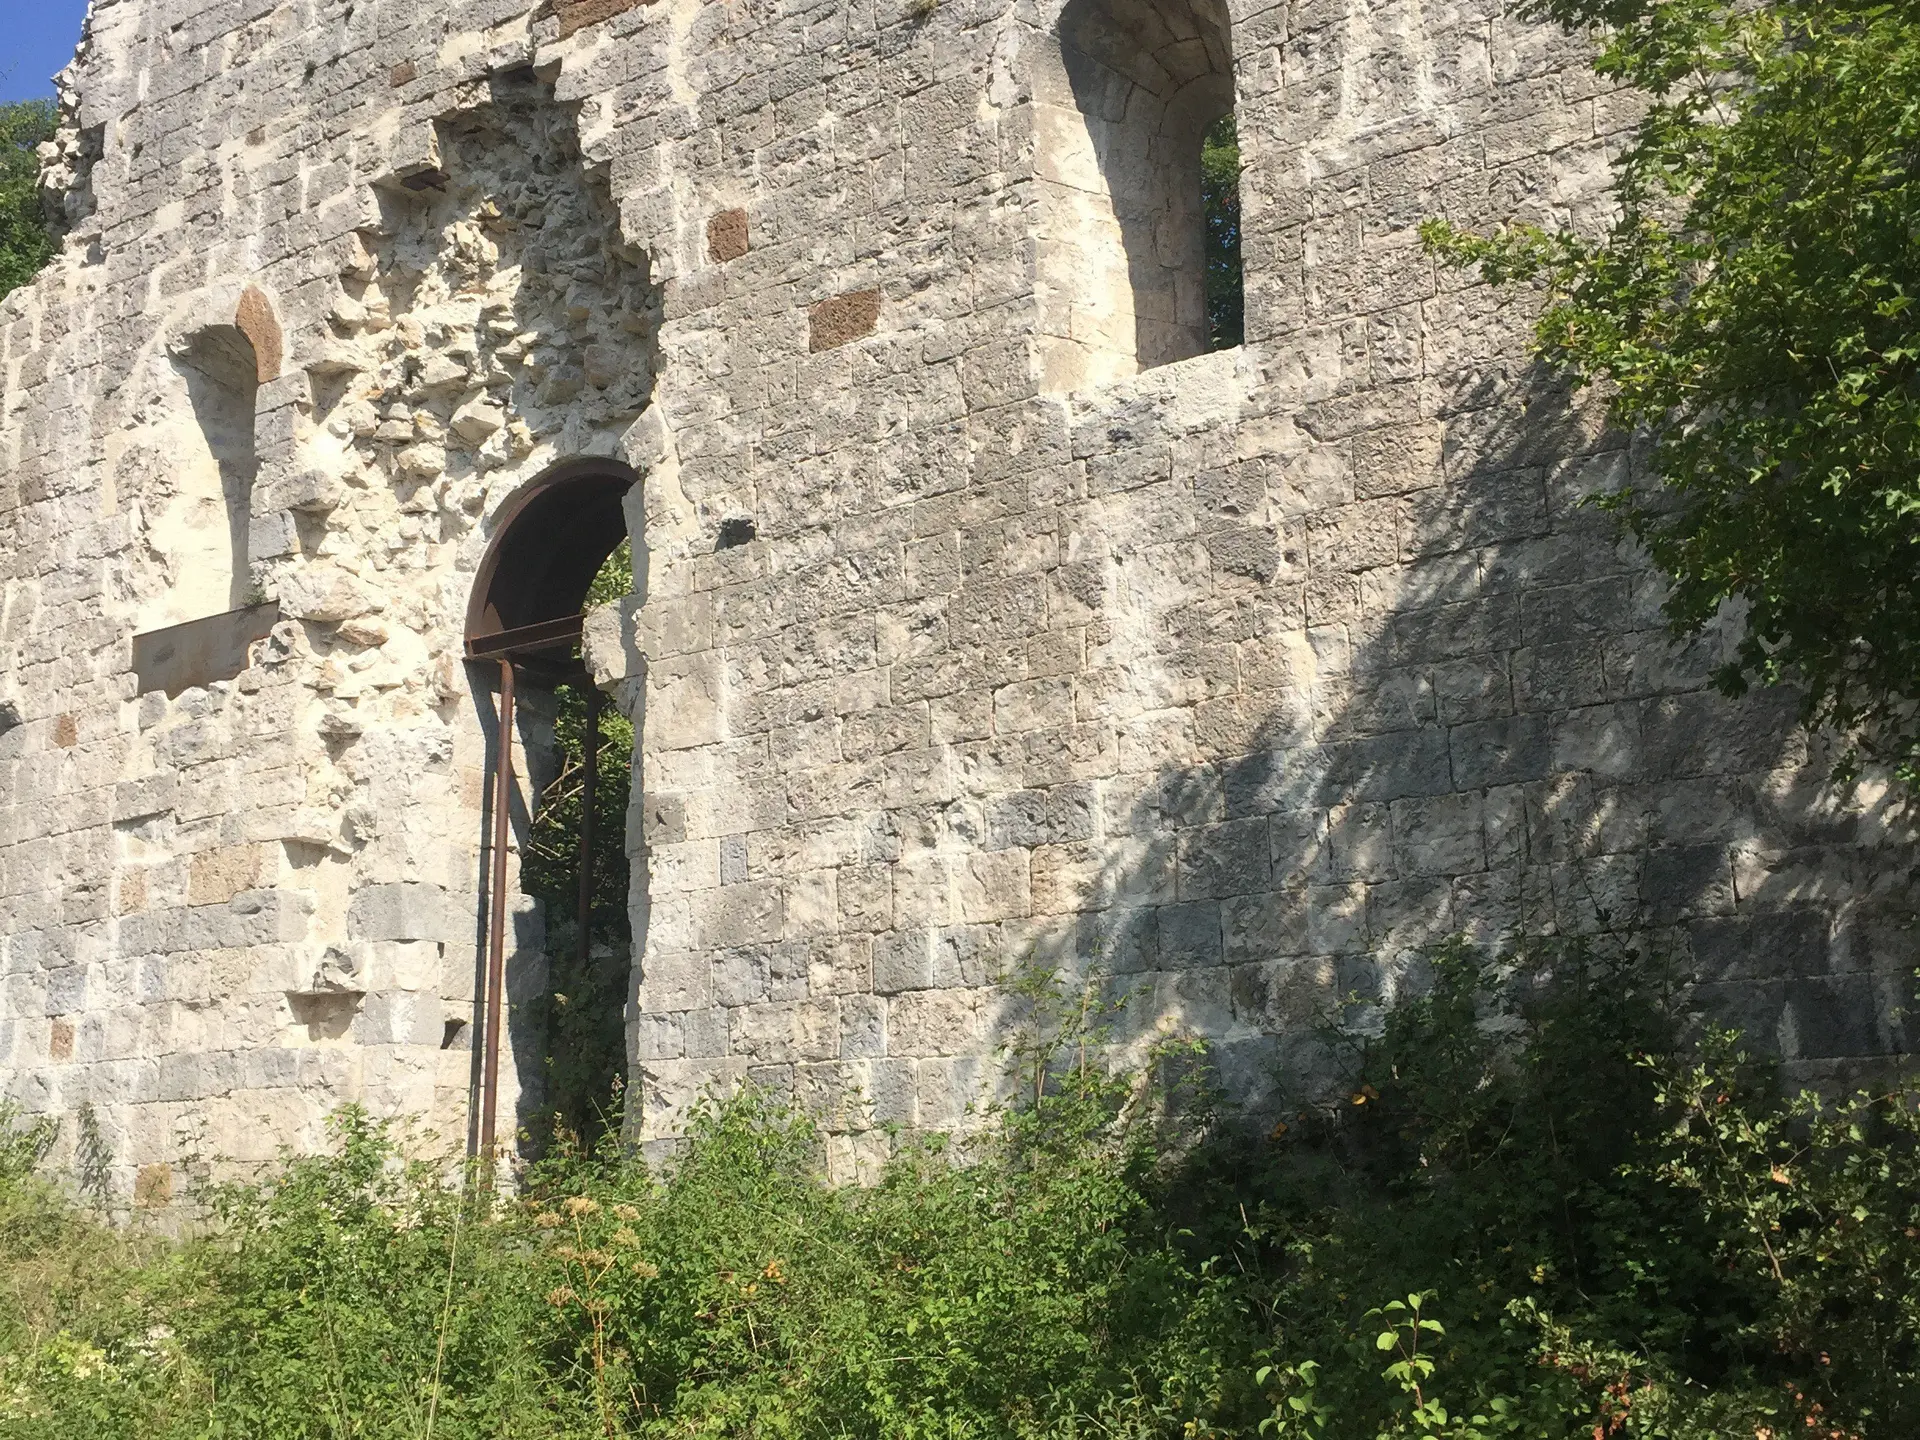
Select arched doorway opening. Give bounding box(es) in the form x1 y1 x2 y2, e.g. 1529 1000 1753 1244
465 459 638 1161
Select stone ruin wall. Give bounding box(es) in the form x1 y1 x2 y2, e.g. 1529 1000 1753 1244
0 0 1912 1199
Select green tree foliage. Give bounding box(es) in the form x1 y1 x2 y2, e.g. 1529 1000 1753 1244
1 943 1917 1437
1422 0 1920 783
522 542 636 1151
0 100 55 299
1202 113 1244 350
1243 944 1920 1438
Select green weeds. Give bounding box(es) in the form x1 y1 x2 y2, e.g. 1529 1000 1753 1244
0 941 1914 1438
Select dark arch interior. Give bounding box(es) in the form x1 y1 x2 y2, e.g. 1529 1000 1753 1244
465 463 636 650
466 460 639 1159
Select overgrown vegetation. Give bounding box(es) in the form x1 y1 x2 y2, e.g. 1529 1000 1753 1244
0 99 56 299
3 939 1915 1438
523 542 636 1152
1422 0 1920 784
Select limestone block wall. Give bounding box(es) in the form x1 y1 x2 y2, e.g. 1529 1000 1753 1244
607 0 1918 1165
0 0 1911 1199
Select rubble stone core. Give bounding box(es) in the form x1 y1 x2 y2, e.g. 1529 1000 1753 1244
0 0 1912 1196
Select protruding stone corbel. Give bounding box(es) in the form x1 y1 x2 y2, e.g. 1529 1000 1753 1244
294 944 367 997
286 945 366 1039
377 124 449 193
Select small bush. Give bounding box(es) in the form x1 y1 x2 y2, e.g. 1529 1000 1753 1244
1234 940 1920 1438
0 941 1913 1438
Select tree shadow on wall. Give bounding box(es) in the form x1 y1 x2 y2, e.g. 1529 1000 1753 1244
1013 361 1915 1121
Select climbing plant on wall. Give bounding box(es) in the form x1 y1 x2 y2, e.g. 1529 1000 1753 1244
1423 0 1920 784
0 100 56 298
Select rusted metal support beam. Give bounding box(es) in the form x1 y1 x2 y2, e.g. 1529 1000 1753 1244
576 683 601 978
464 612 584 661
480 657 516 1166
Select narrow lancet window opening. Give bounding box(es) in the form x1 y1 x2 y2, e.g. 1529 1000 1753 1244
1037 0 1239 390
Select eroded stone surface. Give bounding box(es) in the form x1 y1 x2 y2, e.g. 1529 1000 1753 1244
556 0 656 39
235 287 283 384
0 0 1912 1198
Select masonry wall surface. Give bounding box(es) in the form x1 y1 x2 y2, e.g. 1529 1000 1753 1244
0 0 1912 1198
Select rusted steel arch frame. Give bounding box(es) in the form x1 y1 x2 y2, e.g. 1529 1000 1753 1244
466 455 637 652
464 457 638 1164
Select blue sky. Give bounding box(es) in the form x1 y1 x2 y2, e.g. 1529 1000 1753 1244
1 0 93 103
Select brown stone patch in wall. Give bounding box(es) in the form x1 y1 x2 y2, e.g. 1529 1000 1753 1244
188 844 265 906
809 289 881 353
117 869 148 915
707 208 749 263
135 1164 173 1208
51 713 77 747
49 1019 74 1062
556 0 655 38
234 285 282 382
390 60 418 87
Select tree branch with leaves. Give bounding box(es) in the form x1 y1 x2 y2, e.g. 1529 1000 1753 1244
1424 0 1920 785
0 99 55 299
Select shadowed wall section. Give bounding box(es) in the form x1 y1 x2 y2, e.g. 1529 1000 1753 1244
125 325 260 630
